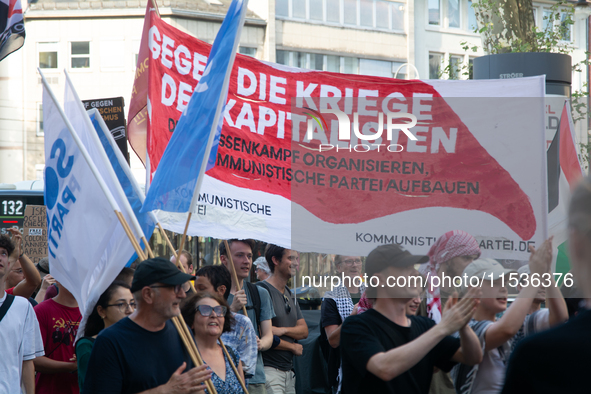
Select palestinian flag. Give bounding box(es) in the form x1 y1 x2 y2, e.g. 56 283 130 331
0 0 25 62
547 101 585 280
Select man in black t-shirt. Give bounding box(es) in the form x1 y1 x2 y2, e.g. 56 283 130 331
320 255 365 393
340 244 482 394
502 176 591 394
84 258 211 394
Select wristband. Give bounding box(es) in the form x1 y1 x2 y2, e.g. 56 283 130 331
271 335 281 349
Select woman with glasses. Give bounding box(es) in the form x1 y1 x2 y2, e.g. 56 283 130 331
181 292 245 394
75 281 135 392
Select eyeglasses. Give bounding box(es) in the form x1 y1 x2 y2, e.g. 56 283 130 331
106 302 136 313
283 295 292 314
196 305 227 317
150 284 183 293
342 259 362 266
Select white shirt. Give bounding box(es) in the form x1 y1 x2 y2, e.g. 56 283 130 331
0 292 45 393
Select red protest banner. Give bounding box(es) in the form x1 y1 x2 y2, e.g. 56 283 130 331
147 9 547 258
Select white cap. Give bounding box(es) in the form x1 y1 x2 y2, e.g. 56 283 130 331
462 258 516 293
517 264 530 276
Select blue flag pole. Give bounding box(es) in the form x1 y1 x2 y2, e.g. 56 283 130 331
175 0 249 257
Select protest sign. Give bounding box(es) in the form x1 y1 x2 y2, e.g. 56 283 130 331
82 97 129 164
145 11 547 259
22 205 47 265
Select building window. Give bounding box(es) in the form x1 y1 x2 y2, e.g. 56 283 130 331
429 52 443 79
239 47 257 58
542 9 552 31
293 0 306 19
468 57 475 79
391 2 404 29
295 52 307 68
276 0 289 17
71 41 90 69
448 0 460 28
376 0 390 29
310 53 324 70
276 50 288 65
276 49 400 78
344 0 357 25
310 0 324 21
392 62 408 79
37 103 44 136
467 0 477 31
428 0 440 25
343 56 359 73
360 58 394 78
326 55 340 72
35 164 44 181
542 9 573 42
326 0 340 22
560 11 572 41
276 0 404 31
449 55 462 79
360 0 374 27
39 42 58 69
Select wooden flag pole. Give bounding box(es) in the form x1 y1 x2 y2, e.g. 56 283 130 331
115 211 146 261
219 338 248 394
176 212 193 274
166 218 198 294
171 316 198 365
171 316 217 394
158 223 178 259
223 240 248 317
149 0 160 16
141 236 155 258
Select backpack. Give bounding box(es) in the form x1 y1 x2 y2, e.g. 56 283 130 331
244 281 262 336
0 294 15 323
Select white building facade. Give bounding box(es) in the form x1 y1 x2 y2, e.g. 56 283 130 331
0 0 588 184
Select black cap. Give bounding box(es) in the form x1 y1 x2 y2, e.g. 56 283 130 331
365 244 428 276
36 257 50 275
131 257 195 293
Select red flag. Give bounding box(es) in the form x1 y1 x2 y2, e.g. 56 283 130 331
127 1 152 165
559 102 584 190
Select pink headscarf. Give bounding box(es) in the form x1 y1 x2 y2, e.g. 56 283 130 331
419 230 481 323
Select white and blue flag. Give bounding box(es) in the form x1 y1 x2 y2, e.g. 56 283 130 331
88 108 157 266
141 0 248 213
42 72 143 334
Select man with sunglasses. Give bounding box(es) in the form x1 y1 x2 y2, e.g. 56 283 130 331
83 258 211 394
258 244 308 394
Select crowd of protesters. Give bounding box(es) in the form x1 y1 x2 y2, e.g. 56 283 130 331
1 174 591 394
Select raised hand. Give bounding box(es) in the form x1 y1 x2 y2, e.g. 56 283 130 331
7 228 22 256
528 237 553 277
439 288 480 336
